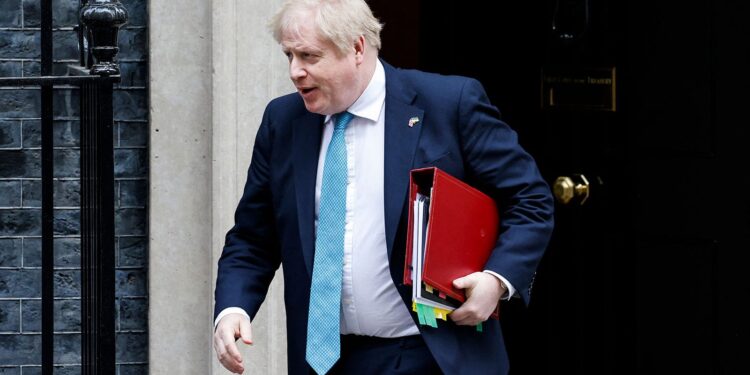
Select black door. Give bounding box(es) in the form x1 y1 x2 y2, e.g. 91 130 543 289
370 0 749 373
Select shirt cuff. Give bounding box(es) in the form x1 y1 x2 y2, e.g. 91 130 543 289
482 270 516 301
214 307 251 330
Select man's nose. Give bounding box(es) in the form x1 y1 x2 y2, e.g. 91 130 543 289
290 59 307 80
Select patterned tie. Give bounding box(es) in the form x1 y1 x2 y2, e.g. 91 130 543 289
306 111 354 374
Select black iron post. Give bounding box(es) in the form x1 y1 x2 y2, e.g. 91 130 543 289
79 1 127 374
40 0 54 374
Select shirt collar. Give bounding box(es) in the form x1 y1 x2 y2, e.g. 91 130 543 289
325 60 386 124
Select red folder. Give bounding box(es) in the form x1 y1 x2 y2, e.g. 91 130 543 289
404 167 500 318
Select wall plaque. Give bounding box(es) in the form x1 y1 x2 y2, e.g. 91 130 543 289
541 67 616 111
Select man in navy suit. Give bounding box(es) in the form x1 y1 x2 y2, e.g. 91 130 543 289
213 0 554 374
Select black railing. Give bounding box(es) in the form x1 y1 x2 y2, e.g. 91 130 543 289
0 0 127 373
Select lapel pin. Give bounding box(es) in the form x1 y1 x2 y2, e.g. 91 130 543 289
408 116 420 127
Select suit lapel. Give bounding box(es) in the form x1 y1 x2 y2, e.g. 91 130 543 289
383 63 424 258
293 111 325 278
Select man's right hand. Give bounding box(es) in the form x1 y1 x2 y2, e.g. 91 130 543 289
214 313 253 374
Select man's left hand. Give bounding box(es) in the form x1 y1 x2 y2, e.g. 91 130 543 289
450 272 506 326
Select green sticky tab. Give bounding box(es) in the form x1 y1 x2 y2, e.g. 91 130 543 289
476 322 483 332
416 304 426 325
424 306 438 328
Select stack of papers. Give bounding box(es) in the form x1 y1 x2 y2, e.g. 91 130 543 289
411 193 460 312
403 167 501 330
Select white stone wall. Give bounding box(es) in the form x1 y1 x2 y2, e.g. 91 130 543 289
149 0 292 373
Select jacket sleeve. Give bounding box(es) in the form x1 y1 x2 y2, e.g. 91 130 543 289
214 105 282 320
457 78 555 305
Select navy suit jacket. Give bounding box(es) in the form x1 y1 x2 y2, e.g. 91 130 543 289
214 61 554 374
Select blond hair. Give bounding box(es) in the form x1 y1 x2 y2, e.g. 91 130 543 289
269 0 383 55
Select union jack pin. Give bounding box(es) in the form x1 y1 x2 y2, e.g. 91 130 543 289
408 116 420 127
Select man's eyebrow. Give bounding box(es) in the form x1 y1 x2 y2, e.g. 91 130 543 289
281 40 323 52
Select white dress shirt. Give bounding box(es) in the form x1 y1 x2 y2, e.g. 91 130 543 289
316 61 418 337
215 61 515 332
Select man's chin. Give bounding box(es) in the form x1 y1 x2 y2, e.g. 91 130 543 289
302 100 330 116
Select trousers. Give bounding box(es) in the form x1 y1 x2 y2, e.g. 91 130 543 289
312 334 442 375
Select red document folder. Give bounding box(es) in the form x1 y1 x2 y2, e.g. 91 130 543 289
404 167 500 319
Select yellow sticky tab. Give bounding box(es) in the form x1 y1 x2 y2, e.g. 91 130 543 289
412 301 417 312
434 308 451 320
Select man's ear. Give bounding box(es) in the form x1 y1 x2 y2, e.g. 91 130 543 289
354 35 366 64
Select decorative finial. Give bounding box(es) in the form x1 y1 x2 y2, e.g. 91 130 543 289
81 0 129 76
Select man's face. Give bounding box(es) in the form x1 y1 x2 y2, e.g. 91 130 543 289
281 20 361 115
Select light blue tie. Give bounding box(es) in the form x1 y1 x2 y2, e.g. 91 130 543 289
306 111 354 375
